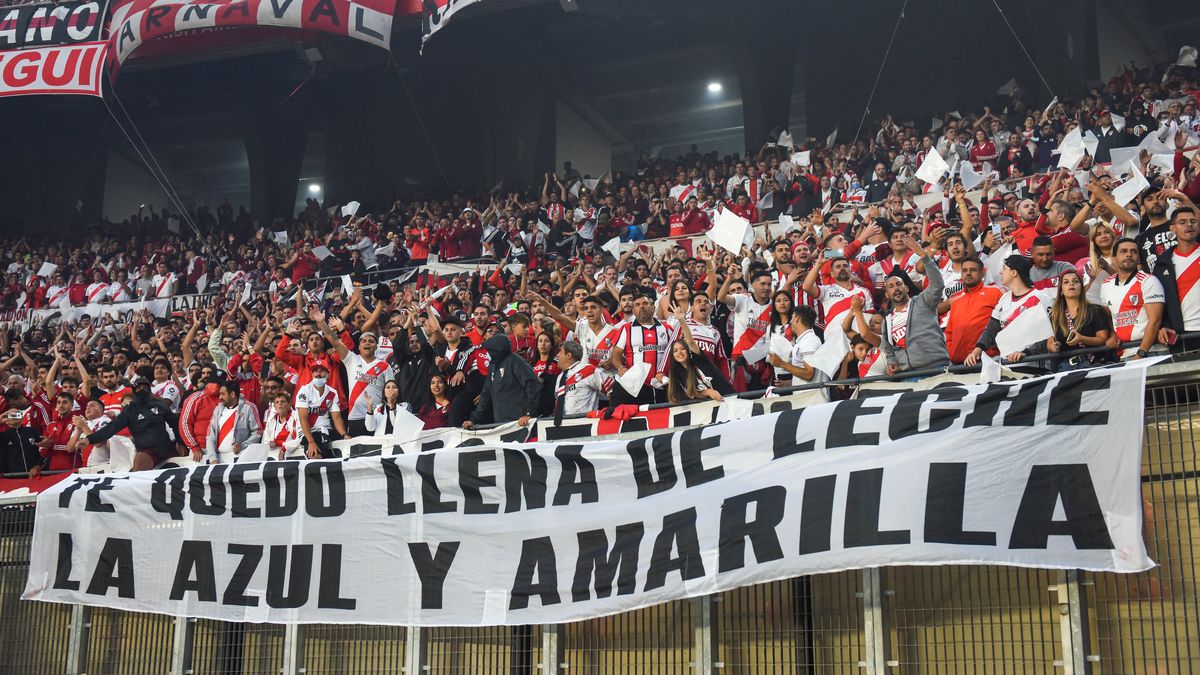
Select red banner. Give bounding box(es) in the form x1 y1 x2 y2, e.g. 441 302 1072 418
109 0 395 66
0 41 106 98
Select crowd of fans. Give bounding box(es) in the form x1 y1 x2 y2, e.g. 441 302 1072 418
1 59 1199 478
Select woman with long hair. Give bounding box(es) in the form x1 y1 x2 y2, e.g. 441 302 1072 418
365 380 410 437
1081 221 1117 285
767 289 795 382
532 331 562 415
1020 269 1115 370
666 306 725 404
416 374 453 429
657 279 693 320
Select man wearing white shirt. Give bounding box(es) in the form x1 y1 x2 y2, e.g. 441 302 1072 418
150 261 177 299
314 309 391 436
554 341 606 417
1096 238 1165 359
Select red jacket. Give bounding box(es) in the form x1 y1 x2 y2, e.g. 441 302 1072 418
179 388 220 453
41 412 81 471
275 334 354 410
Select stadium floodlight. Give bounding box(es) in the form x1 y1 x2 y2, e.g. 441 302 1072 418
707 82 722 93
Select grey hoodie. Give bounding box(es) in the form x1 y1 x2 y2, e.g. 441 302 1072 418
881 256 950 373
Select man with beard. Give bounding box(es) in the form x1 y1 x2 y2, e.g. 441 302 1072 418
804 251 875 338
79 373 179 471
879 234 949 374
1138 188 1198 270
941 257 1003 364
1098 238 1165 359
1010 197 1054 255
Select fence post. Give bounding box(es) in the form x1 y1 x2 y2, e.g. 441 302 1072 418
539 624 564 674
861 568 890 675
64 604 91 675
692 594 718 674
1055 570 1092 674
169 615 195 675
404 626 428 674
282 623 305 675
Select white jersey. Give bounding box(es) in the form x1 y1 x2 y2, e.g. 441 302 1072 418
108 281 134 303
573 317 618 367
296 383 340 434
151 379 181 412
1101 272 1165 357
731 293 771 355
868 253 923 289
789 328 828 393
342 352 393 421
84 416 112 467
817 283 875 334
263 407 304 456
991 289 1052 335
555 362 607 416
85 282 109 305
151 273 176 298
1171 246 1200 332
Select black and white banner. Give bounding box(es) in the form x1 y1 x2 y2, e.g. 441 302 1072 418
419 0 479 49
24 366 1153 625
0 2 105 49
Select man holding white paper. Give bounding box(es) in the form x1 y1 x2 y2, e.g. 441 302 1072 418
608 289 677 406
965 255 1052 366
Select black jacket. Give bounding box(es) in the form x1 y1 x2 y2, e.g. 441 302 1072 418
0 415 42 474
471 335 542 424
393 326 437 413
1152 249 1189 353
87 397 179 452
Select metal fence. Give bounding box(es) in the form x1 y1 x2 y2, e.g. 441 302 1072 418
1 364 1197 675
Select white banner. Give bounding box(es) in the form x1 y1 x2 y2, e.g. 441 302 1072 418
24 366 1152 625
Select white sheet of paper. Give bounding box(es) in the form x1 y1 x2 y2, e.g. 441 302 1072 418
769 334 793 360
312 245 332 261
1041 96 1059 118
1058 146 1086 169
741 339 769 366
37 262 57 277
791 150 811 167
1110 112 1126 132
374 243 395 258
757 191 774 210
997 77 1017 95
601 236 622 259
222 443 270 465
825 127 838 148
240 282 252 305
429 284 455 302
537 220 551 235
778 214 796 232
617 361 650 398
979 352 1003 384
708 208 751 255
167 218 180 234
804 329 848 378
582 178 599 191
995 304 1053 357
1179 45 1198 68
1108 146 1140 175
341 201 361 217
1149 153 1176 175
387 407 427 444
1139 130 1174 155
915 150 950 184
195 273 208 295
341 274 354 297
959 161 985 191
504 263 523 276
984 242 1014 284
1111 165 1149 207
1082 130 1099 157
273 230 288 245
569 182 580 198
912 191 944 212
777 130 794 149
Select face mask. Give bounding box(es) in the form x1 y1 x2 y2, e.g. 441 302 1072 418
312 377 327 388
205 382 219 396
134 388 150 403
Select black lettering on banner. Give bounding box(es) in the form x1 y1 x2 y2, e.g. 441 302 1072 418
382 457 417 515
772 408 815 459
85 538 135 599
540 423 590 442
53 533 80 591
151 468 188 520
679 427 724 487
509 537 560 610
189 465 227 516
85 477 125 513
317 545 356 610
843 469 911 547
408 542 460 609
627 434 677 499
307 0 340 25
417 453 457 514
57 478 90 509
419 440 445 453
672 409 693 427
224 544 263 606
572 523 644 602
459 450 499 514
799 475 837 554
888 389 967 440
170 540 217 602
304 462 346 517
229 464 261 518
180 4 213 22
1009 465 1115 550
924 464 997 546
553 445 598 506
455 438 486 448
263 461 299 517
718 487 786 573
142 5 171 30
117 20 136 55
645 507 705 591
826 400 884 449
267 545 312 608
265 0 297 19
962 380 1049 428
1048 372 1110 426
218 1 250 20
504 449 547 513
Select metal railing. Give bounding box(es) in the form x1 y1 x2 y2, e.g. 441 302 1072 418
1 360 1197 674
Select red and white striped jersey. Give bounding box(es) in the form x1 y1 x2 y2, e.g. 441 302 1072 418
1171 246 1200 332
295 383 339 434
343 352 392 421
573 317 618 367
818 283 875 335
1101 271 1165 356
152 379 181 412
615 319 678 383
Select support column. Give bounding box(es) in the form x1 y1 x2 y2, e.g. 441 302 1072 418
861 568 890 675
692 595 718 675
244 104 311 225
538 624 564 674
65 605 91 675
730 6 801 152
169 615 195 675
